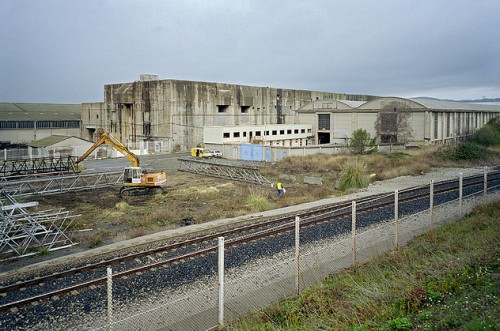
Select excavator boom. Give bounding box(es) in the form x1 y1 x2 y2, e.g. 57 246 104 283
77 132 140 167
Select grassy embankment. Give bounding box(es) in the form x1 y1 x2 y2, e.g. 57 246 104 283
228 200 500 331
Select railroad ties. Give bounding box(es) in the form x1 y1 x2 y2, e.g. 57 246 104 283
178 158 272 186
0 191 79 260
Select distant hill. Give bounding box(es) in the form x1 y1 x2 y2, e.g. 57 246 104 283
412 97 500 103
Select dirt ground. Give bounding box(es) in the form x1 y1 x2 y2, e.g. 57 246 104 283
27 168 289 253
3 149 498 272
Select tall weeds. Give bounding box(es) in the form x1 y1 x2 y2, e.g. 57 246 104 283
337 159 371 191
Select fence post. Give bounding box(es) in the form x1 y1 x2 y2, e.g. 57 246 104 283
218 237 225 328
107 267 113 331
484 166 488 199
352 201 357 266
429 180 434 229
394 190 399 250
295 216 300 295
459 173 463 216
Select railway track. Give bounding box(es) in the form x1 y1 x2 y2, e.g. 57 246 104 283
0 169 499 329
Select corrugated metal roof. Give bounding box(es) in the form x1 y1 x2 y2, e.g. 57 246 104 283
0 103 81 121
29 135 72 147
410 98 500 111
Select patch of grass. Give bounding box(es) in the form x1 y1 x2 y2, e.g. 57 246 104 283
227 201 500 330
245 190 272 212
337 159 371 191
87 229 112 248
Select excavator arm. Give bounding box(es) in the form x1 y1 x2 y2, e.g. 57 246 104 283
77 132 140 167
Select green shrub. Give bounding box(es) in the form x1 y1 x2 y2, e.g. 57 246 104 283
337 159 371 191
453 142 489 160
349 129 377 155
439 142 490 161
387 316 413 331
473 126 497 146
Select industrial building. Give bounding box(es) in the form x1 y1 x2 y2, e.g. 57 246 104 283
80 75 500 156
0 103 80 146
80 75 376 152
2 76 499 160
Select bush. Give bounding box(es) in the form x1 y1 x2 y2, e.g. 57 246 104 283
350 129 377 155
438 142 490 161
337 159 371 191
473 126 497 146
452 142 490 160
387 316 413 331
245 192 272 211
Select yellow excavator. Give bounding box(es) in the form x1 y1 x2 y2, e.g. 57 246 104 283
76 132 167 197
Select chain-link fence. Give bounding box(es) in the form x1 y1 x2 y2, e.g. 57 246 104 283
44 171 500 330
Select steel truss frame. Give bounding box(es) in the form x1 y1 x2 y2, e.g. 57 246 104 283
178 158 271 185
0 156 79 178
0 171 124 198
0 191 79 260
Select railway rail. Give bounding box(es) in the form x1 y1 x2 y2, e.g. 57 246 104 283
0 169 499 330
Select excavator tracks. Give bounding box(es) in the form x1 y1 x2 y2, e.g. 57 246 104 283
119 186 164 197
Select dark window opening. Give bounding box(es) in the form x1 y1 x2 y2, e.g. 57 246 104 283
272 130 277 135
241 106 250 113
280 130 285 135
223 132 230 138
434 113 439 139
217 105 229 113
318 132 330 144
301 129 305 133
294 129 299 134
255 131 261 136
144 122 151 137
243 132 247 137
233 132 240 138
381 134 397 143
287 129 292 134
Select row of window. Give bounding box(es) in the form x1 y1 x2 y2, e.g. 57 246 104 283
0 121 80 129
433 112 495 139
222 128 311 139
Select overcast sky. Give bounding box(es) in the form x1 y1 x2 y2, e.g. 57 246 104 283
1 0 499 104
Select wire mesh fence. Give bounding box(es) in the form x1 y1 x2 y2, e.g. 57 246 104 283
35 170 499 331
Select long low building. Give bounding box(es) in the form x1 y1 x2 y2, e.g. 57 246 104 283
80 76 499 153
297 97 500 145
0 103 81 145
2 76 498 155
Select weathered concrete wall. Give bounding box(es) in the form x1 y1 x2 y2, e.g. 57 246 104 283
87 79 376 151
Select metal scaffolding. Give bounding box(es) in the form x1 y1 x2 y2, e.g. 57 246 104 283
0 191 79 260
0 171 124 198
178 158 272 185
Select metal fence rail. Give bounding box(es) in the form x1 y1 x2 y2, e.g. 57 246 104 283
178 158 271 186
0 156 79 178
0 171 123 198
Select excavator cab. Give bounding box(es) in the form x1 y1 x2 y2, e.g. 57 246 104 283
123 167 143 184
